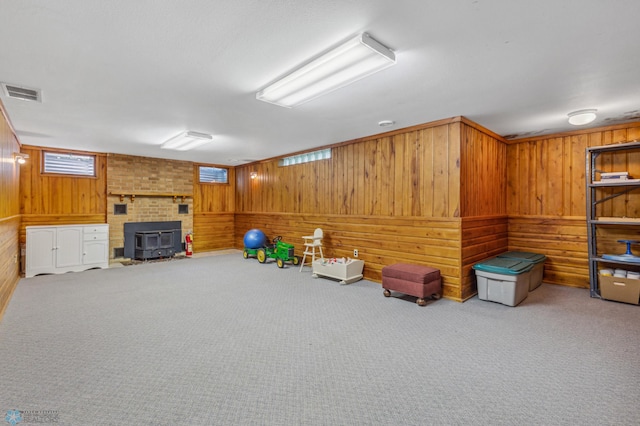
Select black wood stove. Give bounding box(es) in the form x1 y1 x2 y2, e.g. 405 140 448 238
124 221 182 260
134 230 175 260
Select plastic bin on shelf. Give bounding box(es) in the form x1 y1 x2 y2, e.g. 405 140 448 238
497 251 546 291
472 257 533 307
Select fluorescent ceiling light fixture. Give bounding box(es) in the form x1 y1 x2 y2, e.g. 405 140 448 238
256 33 396 108
161 131 213 151
568 109 597 126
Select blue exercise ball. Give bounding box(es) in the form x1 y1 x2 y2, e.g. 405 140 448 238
243 229 266 249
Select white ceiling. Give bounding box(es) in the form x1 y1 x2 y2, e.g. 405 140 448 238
1 0 639 166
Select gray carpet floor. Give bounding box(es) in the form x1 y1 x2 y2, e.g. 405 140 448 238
1 253 639 425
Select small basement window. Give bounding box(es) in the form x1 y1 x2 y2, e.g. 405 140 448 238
43 151 96 176
199 166 228 183
279 148 331 166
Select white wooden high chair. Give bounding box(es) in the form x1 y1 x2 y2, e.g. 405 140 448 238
300 228 324 271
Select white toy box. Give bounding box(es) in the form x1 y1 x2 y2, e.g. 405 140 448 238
312 259 364 284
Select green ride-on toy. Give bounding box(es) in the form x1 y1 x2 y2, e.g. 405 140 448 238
243 236 300 268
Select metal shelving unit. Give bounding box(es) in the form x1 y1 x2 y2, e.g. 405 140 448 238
586 141 640 297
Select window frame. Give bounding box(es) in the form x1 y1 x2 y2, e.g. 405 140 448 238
198 165 229 184
41 150 97 178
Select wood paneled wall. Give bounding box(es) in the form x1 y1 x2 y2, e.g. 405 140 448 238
236 118 463 217
461 216 509 298
21 118 640 303
20 146 107 216
193 164 236 251
506 122 640 288
18 147 237 259
193 165 235 213
234 118 507 301
457 125 510 299
508 216 588 288
19 145 107 245
0 101 21 320
460 124 507 217
11 117 506 303
0 216 20 319
193 213 235 252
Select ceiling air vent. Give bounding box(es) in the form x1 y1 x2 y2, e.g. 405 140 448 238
1 83 42 102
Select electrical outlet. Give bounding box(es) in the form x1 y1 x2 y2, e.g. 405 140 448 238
353 249 359 258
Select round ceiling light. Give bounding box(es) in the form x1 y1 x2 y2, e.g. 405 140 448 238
568 109 597 126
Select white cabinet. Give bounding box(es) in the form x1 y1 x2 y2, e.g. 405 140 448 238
25 227 58 274
26 224 109 278
83 225 110 266
55 226 84 268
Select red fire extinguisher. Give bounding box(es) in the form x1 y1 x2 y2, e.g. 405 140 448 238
185 233 193 257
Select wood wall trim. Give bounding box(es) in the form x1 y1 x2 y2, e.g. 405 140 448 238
461 214 509 222
508 214 586 221
234 211 463 223
0 215 21 224
21 213 107 220
459 117 508 142
22 144 108 157
505 121 640 144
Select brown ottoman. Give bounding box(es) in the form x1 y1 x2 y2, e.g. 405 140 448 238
382 263 442 306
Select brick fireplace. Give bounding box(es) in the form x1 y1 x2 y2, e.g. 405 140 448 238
107 154 193 259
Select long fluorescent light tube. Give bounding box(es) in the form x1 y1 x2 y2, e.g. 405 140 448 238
161 131 213 151
256 33 396 108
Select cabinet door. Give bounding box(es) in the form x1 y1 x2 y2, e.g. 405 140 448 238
26 228 56 277
56 227 84 268
83 240 108 265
